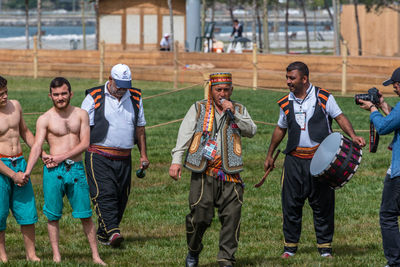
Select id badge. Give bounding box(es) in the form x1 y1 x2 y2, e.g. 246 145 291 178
202 139 218 160
295 111 306 130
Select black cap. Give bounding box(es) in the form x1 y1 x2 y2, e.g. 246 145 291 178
383 67 400 86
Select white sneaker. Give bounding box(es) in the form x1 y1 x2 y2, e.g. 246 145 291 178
281 252 295 259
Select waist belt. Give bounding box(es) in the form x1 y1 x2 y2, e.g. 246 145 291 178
87 145 131 160
290 145 319 159
205 155 243 185
0 152 23 158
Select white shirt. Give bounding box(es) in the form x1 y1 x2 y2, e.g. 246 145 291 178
277 84 342 147
160 37 171 48
81 81 146 149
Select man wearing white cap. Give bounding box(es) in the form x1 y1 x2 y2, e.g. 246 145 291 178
160 33 171 51
81 63 149 247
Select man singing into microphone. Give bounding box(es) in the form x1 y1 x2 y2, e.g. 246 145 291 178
169 72 257 267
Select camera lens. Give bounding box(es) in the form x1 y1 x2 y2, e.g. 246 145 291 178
354 93 371 105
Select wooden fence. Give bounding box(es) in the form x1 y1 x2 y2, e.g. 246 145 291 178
1 47 400 94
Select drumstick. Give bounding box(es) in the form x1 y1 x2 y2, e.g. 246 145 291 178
254 149 281 188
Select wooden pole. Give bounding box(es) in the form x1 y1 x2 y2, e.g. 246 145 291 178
173 41 179 89
33 36 38 79
341 40 348 95
252 43 258 90
99 41 105 84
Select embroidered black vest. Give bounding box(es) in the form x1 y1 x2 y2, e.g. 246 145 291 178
85 85 142 144
277 87 332 154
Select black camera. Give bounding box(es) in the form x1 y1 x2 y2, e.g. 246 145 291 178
354 87 381 105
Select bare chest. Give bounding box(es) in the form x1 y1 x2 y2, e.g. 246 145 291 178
0 110 20 136
48 117 81 136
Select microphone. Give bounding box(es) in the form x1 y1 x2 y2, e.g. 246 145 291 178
136 161 149 178
220 98 235 121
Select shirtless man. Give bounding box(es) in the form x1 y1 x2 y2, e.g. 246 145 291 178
0 76 40 263
24 77 105 265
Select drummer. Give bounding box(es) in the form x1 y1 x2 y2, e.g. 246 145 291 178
263 61 365 259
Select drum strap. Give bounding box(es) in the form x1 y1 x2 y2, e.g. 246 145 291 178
369 122 379 153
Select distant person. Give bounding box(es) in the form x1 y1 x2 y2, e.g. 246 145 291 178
169 72 257 267
0 75 40 263
24 77 105 265
160 33 171 51
231 19 243 39
81 64 149 247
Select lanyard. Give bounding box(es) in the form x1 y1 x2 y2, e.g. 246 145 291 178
294 88 311 112
213 113 227 140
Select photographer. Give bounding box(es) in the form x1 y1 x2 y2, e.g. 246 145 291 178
359 67 400 267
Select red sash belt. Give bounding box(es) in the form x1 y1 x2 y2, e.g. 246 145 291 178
0 152 23 158
87 145 131 160
289 145 319 159
205 156 243 184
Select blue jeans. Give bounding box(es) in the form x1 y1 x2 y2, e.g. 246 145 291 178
380 174 400 267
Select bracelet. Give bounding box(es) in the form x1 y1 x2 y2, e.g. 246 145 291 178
368 104 376 111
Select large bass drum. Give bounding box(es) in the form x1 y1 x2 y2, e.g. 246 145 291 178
310 132 362 189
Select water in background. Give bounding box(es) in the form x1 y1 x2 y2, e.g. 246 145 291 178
0 25 96 50
0 25 95 38
0 24 333 52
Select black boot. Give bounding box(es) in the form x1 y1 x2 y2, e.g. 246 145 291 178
185 252 199 267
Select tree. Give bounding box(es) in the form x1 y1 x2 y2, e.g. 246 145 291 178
256 1 264 50
90 0 99 50
252 0 257 46
227 0 235 22
167 0 175 52
354 0 362 55
297 0 311 53
25 0 29 49
201 0 206 41
323 0 334 23
81 0 86 49
285 0 289 53
262 0 270 53
37 0 42 49
364 0 400 12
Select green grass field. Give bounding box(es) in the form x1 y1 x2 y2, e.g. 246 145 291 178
2 76 398 266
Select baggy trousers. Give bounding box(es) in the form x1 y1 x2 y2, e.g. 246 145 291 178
186 172 243 266
282 154 335 254
85 151 132 241
380 175 400 267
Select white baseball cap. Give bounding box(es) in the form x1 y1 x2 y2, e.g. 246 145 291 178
111 64 132 88
164 33 170 38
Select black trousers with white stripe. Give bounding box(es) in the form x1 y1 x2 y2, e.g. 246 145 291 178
282 154 335 254
85 151 132 241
